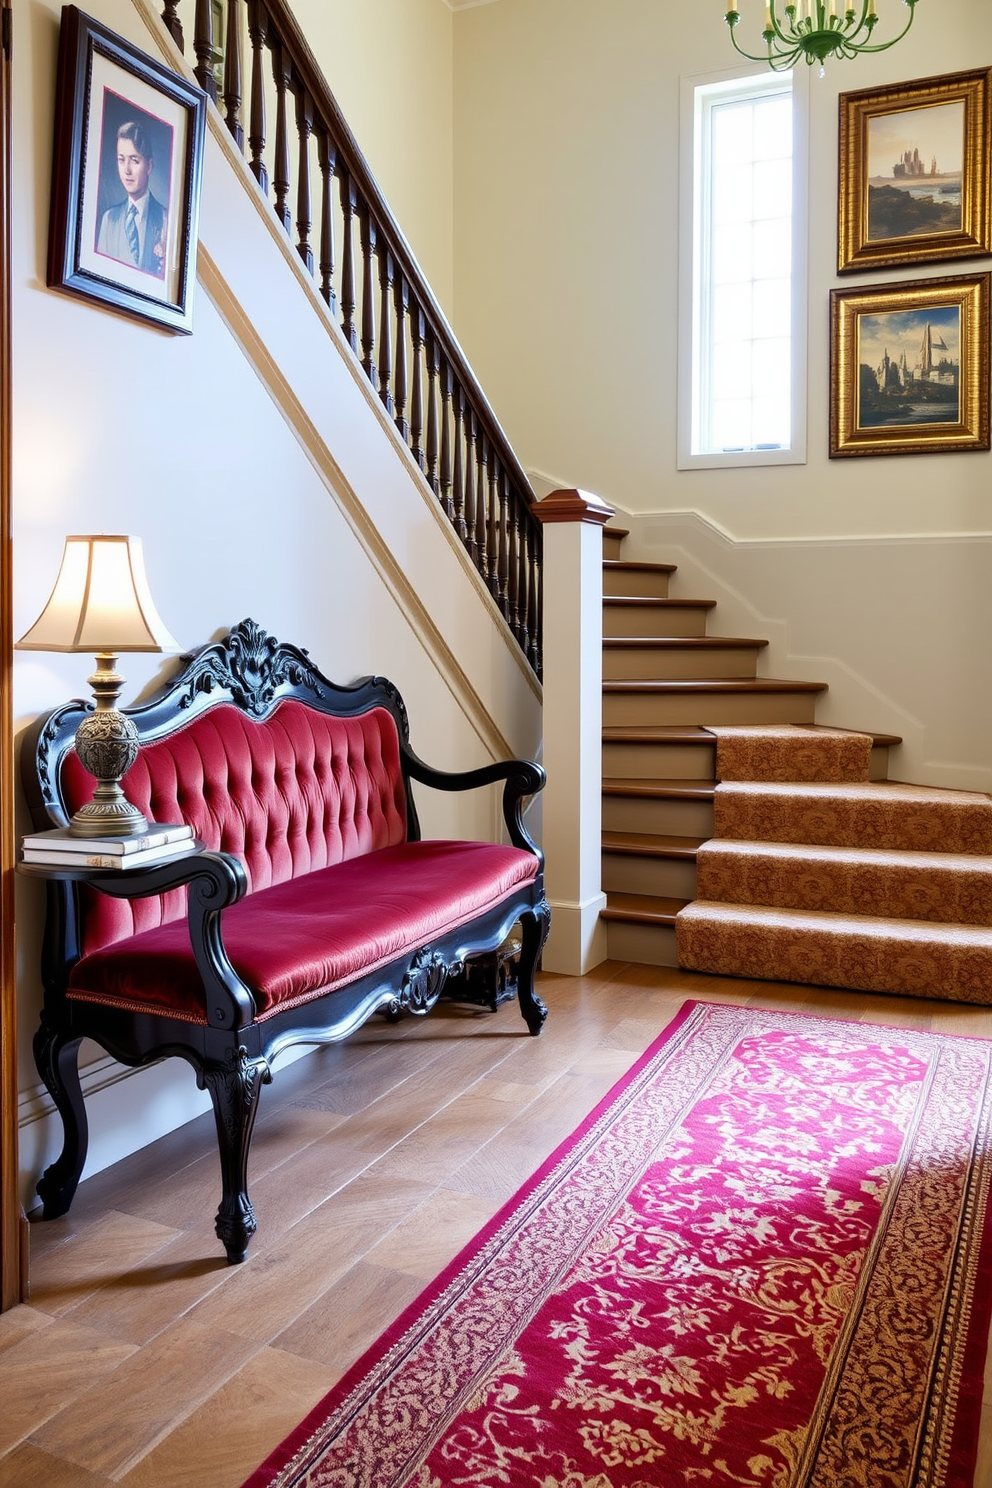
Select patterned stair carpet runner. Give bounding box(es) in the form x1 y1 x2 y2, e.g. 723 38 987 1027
242 1002 992 1488
677 728 992 1003
707 724 873 783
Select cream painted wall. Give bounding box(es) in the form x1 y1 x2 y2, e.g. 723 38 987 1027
290 0 455 315
12 0 533 1201
452 0 992 788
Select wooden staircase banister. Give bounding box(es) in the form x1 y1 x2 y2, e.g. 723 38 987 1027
161 0 543 678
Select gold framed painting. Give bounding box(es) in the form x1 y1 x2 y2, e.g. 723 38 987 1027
829 273 990 458
838 68 991 273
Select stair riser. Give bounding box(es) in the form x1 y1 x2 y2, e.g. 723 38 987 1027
606 919 679 968
603 795 714 837
603 534 625 560
868 747 891 781
603 741 717 781
604 604 709 638
603 692 819 727
697 853 992 926
604 569 671 599
677 913 992 1005
602 853 697 898
603 646 761 681
713 793 992 856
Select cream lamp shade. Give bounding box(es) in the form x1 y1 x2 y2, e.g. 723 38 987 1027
17 536 180 838
16 534 179 654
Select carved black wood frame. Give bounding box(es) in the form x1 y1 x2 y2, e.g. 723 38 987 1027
20 620 550 1263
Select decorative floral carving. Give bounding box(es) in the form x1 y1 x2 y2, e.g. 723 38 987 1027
74 709 140 781
178 618 324 716
392 947 449 1017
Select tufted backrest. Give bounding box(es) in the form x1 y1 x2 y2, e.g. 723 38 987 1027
60 700 409 955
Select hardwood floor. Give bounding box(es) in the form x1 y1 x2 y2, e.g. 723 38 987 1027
1 962 990 1486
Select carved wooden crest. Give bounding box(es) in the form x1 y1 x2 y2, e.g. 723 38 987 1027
177 618 324 717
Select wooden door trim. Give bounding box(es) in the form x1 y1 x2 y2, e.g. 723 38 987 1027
1 0 23 1311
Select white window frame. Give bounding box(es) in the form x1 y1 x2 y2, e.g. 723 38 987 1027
678 63 809 471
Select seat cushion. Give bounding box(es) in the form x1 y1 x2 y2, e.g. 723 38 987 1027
67 840 540 1023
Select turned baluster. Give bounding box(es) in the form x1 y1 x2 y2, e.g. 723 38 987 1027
498 466 512 621
247 1 269 193
377 243 394 414
507 502 522 634
393 274 410 442
271 41 292 233
516 516 531 659
223 0 244 151
410 306 426 470
464 408 479 563
439 362 454 521
317 131 336 311
294 88 315 275
340 170 357 349
162 1 184 51
524 521 540 672
531 539 543 678
475 433 489 582
193 0 218 102
425 331 440 492
359 205 377 387
487 453 502 600
452 386 466 542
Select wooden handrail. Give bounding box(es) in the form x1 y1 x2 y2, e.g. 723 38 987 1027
162 0 542 678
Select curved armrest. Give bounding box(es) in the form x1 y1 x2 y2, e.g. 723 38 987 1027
402 746 546 859
87 851 256 1031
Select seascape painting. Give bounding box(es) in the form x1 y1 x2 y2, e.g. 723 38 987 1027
857 305 960 428
866 102 965 242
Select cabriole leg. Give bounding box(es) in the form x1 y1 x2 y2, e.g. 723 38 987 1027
516 900 551 1036
201 1047 270 1263
33 1018 88 1218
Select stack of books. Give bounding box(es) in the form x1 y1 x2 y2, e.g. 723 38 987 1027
21 822 196 871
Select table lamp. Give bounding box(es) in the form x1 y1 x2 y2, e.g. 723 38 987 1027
16 535 180 838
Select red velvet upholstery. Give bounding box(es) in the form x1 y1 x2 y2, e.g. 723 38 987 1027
60 701 409 955
66 840 539 1022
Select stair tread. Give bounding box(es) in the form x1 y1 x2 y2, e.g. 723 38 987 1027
601 724 900 746
604 597 716 609
603 778 715 801
603 559 677 574
604 526 630 538
604 678 829 694
602 831 703 858
603 725 718 743
603 892 688 926
680 900 992 943
717 779 992 806
603 636 768 649
700 838 992 870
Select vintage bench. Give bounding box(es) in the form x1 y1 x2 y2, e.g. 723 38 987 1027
21 620 550 1262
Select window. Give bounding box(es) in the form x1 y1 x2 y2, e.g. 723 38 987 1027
678 68 807 469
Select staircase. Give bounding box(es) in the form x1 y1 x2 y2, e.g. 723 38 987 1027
597 524 894 968
599 526 992 1005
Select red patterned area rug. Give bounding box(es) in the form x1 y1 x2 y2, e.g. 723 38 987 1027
243 1002 992 1488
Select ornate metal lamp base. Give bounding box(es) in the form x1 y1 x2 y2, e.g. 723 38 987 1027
69 656 148 839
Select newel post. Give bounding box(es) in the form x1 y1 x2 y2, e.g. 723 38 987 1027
534 488 613 975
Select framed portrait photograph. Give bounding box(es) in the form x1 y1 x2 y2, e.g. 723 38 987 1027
830 273 990 458
838 68 991 274
47 6 207 333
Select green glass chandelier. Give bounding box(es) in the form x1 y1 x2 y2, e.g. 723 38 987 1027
724 0 919 73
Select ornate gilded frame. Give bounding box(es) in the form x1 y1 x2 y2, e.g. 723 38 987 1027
830 272 990 459
838 68 991 274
